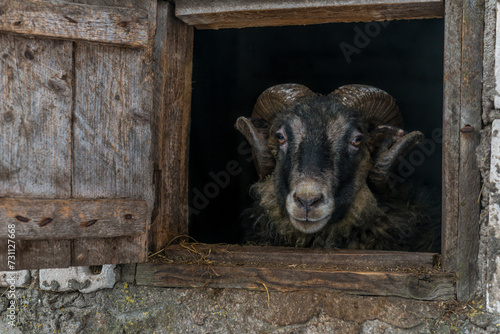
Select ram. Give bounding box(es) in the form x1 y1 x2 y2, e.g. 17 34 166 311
235 84 440 252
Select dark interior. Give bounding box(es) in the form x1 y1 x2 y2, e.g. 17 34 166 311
188 19 444 245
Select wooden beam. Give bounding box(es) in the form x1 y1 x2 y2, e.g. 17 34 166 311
0 0 151 48
0 198 147 240
175 0 444 30
442 0 483 301
150 2 193 251
160 244 439 270
136 262 455 301
456 0 483 300
442 0 462 274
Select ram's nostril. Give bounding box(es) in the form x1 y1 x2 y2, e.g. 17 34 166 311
294 193 323 210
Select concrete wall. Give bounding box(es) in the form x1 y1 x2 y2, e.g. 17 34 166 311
2 1 500 333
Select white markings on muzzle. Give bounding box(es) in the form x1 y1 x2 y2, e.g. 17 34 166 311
286 179 335 233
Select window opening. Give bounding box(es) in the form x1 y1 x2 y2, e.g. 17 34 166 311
188 19 444 251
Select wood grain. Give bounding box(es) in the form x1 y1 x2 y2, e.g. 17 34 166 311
0 0 156 268
0 0 150 48
72 236 146 266
160 244 439 269
175 0 444 29
442 0 462 273
150 2 193 251
72 43 154 203
0 35 73 198
0 198 147 240
0 236 145 270
456 0 483 300
120 263 137 283
442 0 483 301
136 263 455 301
18 239 72 270
0 239 72 271
0 34 73 270
70 0 156 265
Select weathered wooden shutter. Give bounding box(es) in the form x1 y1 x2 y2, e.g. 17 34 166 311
0 0 158 269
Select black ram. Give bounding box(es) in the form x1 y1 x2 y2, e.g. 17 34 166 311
236 84 440 251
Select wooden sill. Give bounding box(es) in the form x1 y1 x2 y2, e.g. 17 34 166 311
135 244 455 301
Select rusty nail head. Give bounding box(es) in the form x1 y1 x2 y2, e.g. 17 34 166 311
39 218 53 227
81 219 97 228
460 125 474 133
125 214 132 220
64 15 77 24
15 215 30 222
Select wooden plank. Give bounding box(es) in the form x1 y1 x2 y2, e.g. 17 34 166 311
120 263 137 283
442 0 483 300
72 236 146 266
150 2 193 251
0 35 73 198
136 263 455 301
71 0 156 265
0 239 71 271
72 37 154 202
160 244 439 269
0 198 147 240
456 0 483 300
442 0 462 272
0 34 73 269
0 0 150 48
175 0 444 29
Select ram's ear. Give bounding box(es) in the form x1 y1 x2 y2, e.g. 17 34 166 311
367 125 424 194
235 117 275 179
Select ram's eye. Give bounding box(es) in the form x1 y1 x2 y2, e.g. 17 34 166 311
350 135 363 148
275 132 287 145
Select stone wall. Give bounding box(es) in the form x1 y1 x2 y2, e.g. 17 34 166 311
2 274 500 334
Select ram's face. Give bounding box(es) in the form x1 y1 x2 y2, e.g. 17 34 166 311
270 97 369 233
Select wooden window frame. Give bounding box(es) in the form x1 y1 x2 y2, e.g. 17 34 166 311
0 0 482 302
147 0 483 302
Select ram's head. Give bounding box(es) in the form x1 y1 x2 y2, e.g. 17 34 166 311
235 84 423 234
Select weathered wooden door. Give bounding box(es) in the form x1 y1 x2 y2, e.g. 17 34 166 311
0 0 158 269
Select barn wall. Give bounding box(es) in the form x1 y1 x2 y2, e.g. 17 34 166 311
2 1 500 333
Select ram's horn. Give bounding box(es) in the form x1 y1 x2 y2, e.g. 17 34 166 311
252 84 315 121
236 84 315 179
331 84 422 193
235 117 276 178
331 84 403 130
368 130 424 194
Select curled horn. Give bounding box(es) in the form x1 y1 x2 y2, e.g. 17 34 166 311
331 84 403 130
252 84 315 121
332 84 423 193
235 84 314 179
